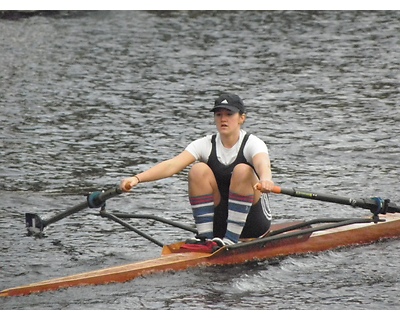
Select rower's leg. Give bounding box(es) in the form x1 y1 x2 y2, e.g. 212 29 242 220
188 163 220 239
225 164 258 244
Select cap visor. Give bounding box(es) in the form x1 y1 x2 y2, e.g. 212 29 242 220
210 105 240 113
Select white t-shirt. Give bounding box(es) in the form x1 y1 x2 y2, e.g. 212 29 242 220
185 130 269 166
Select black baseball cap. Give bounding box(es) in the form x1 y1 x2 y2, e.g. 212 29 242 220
210 93 246 114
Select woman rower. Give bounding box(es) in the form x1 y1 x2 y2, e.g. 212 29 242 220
121 93 274 246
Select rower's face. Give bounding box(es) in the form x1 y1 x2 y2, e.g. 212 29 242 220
214 108 245 133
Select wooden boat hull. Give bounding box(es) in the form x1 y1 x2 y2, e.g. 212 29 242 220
2 213 400 297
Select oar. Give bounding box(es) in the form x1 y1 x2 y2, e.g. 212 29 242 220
255 184 400 215
26 187 122 236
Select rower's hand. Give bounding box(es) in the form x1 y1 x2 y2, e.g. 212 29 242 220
120 177 139 192
254 179 275 193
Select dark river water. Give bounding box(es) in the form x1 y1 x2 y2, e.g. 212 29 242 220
1 10 400 310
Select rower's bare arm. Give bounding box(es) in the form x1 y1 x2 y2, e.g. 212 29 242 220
252 152 274 192
121 150 196 191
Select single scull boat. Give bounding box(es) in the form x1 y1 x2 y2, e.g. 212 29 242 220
1 186 400 297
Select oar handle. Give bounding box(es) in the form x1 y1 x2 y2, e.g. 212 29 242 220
254 183 281 194
123 181 132 192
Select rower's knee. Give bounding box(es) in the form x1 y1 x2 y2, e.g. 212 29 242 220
188 163 213 181
231 163 255 182
230 164 258 197
188 163 218 197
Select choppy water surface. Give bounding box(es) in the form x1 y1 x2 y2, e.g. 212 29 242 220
1 10 400 310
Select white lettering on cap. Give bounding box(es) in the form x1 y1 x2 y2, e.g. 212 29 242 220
221 99 228 104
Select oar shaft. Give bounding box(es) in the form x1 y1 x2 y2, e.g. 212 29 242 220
43 187 122 228
43 201 88 227
271 186 400 214
273 186 364 207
